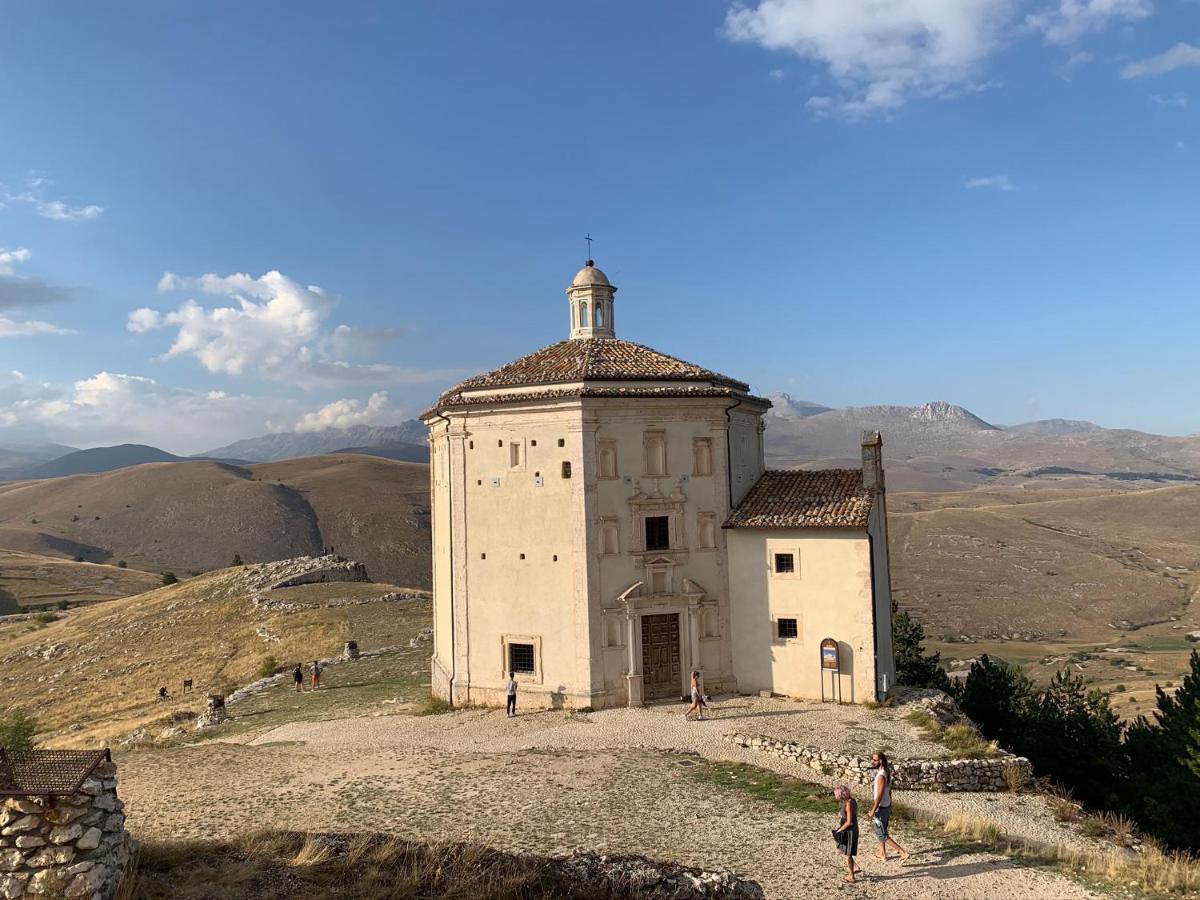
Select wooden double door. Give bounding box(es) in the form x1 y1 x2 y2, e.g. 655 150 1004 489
641 613 681 700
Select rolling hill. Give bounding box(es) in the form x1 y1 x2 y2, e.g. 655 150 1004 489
0 455 431 588
0 550 161 612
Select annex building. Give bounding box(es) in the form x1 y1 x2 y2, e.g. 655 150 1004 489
423 261 895 709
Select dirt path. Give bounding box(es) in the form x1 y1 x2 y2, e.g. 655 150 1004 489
117 699 1099 899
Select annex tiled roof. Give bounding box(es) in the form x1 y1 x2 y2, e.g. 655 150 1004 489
444 338 750 396
724 469 873 530
423 385 770 419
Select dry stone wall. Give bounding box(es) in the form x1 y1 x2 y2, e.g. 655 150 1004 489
725 733 1032 793
0 759 134 899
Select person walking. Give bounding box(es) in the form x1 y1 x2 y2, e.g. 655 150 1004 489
292 663 304 693
868 751 910 863
684 670 706 720
310 660 322 691
832 785 863 883
505 671 518 717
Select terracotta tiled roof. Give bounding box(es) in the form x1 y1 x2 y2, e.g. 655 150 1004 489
444 338 749 396
724 469 873 530
423 385 770 419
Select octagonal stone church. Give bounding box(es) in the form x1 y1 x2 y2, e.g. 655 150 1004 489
423 261 895 710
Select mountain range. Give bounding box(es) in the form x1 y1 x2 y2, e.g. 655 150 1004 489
3 399 1198 491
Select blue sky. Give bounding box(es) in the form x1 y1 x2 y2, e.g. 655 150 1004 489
0 1 1197 452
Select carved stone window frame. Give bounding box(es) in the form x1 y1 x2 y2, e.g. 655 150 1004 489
501 634 543 685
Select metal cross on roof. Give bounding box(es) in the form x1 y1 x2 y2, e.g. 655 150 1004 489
585 232 593 259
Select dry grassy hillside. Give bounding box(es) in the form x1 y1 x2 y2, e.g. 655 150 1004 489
0 550 160 611
0 559 429 746
890 484 1200 717
253 455 430 589
0 455 431 589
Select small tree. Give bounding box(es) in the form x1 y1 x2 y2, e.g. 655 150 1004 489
161 571 178 586
117 560 128 569
1123 651 1200 852
892 603 952 692
958 654 1034 751
0 710 37 749
230 553 244 567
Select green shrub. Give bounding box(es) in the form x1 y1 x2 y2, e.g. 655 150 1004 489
0 710 37 749
230 553 244 567
257 656 279 679
55 600 69 611
30 612 59 628
117 560 128 569
161 572 178 586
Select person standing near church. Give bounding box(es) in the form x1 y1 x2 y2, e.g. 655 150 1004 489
868 752 910 863
505 671 518 717
684 670 706 720
310 660 322 691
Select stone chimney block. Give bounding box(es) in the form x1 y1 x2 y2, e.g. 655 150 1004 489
861 430 884 493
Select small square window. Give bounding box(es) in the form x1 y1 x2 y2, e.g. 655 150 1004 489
774 553 795 574
558 438 565 447
645 516 670 551
509 643 535 674
778 618 799 639
561 461 572 478
531 439 537 446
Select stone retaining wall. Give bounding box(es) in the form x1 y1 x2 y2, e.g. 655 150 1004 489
726 732 1032 793
0 758 135 899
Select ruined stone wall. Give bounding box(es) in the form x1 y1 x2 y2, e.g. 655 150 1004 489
0 758 134 899
726 733 1033 793
269 559 369 589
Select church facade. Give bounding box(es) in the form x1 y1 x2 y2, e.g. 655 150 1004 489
423 261 895 709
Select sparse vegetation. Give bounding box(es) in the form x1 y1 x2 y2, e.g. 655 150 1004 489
257 656 280 679
684 759 839 815
905 709 1000 758
231 553 244 567
0 709 37 749
120 830 643 900
118 560 128 568
413 697 454 717
1001 761 1030 793
30 611 59 628
161 571 178 585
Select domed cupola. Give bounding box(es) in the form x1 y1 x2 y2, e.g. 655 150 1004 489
566 260 616 340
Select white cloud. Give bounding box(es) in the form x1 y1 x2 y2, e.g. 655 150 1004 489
1 174 104 223
724 0 1162 118
294 391 393 432
0 371 296 454
126 307 163 333
0 316 73 337
1121 43 1200 79
768 68 785 80
1025 0 1151 45
1149 93 1189 108
131 269 461 388
35 200 104 222
723 0 1016 119
964 174 1017 191
0 248 31 276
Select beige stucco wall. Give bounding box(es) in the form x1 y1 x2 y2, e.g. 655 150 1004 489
727 528 882 703
426 388 771 710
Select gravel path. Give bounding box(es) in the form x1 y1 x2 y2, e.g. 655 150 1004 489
113 696 1103 899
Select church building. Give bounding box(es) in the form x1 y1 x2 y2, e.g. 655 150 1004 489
423 261 895 709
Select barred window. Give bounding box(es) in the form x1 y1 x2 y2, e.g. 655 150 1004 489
774 553 795 574
777 618 799 639
508 643 535 674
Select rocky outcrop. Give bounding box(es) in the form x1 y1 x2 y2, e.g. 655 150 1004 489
268 558 368 590
558 850 763 898
725 733 1033 793
0 758 134 899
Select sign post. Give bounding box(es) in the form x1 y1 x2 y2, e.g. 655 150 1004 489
820 638 841 703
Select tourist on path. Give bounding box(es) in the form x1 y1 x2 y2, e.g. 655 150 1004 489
505 671 517 717
684 670 706 720
310 660 322 691
832 785 862 883
868 751 910 863
292 663 304 693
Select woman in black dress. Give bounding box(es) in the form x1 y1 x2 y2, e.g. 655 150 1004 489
833 785 862 883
